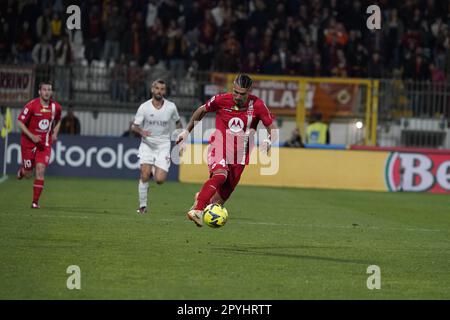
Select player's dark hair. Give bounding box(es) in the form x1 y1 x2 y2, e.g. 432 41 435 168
234 74 253 89
38 81 52 90
152 79 166 87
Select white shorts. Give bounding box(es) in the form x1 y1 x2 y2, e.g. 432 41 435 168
138 141 171 172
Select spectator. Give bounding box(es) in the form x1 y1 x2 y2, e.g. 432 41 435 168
368 52 384 79
14 21 34 64
54 33 73 100
145 0 159 29
123 21 145 64
243 26 260 54
285 127 305 148
32 35 54 65
0 18 12 63
193 43 214 71
103 6 124 65
166 24 188 86
60 106 81 135
50 11 62 44
143 55 168 79
242 52 259 74
36 7 52 40
84 5 103 63
306 113 330 145
127 59 147 102
110 54 128 102
262 53 283 75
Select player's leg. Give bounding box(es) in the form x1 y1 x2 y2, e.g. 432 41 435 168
137 143 157 213
209 192 225 205
187 167 228 227
153 167 168 185
31 162 46 208
215 164 246 205
18 145 35 180
31 147 52 208
138 164 152 213
153 144 171 185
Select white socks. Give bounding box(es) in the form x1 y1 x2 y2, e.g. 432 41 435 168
139 180 149 208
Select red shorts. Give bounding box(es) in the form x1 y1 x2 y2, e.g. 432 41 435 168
207 145 245 201
21 143 52 170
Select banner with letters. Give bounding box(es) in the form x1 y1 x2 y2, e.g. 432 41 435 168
0 66 35 106
0 133 179 180
207 73 360 118
180 144 450 194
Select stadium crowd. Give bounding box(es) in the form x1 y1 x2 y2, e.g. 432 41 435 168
1 0 450 82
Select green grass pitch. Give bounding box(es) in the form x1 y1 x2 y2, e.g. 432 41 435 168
0 177 449 299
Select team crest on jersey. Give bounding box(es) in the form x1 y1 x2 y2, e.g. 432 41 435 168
228 117 244 133
38 119 50 130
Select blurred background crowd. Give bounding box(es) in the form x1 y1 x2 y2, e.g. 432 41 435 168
1 0 450 82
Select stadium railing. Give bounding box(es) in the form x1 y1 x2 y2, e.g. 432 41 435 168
1 64 449 149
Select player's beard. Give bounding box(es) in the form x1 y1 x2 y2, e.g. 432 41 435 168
153 94 163 101
234 98 244 107
41 95 51 104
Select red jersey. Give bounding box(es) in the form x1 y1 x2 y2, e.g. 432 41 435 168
18 98 62 148
205 93 273 165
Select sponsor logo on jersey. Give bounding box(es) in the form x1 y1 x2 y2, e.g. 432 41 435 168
38 119 50 130
148 120 168 127
40 109 52 113
228 117 244 133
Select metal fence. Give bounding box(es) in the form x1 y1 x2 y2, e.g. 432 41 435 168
32 64 210 113
3 64 450 149
378 79 450 149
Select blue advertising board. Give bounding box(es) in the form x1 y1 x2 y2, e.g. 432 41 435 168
0 133 179 181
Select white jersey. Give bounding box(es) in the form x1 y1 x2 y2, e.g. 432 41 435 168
133 98 180 146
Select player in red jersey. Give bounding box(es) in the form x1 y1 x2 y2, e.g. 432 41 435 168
16 82 62 208
176 74 277 227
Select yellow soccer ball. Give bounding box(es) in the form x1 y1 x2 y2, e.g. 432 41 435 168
203 203 228 228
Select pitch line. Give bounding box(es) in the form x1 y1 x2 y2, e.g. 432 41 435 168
0 211 444 234
0 175 8 184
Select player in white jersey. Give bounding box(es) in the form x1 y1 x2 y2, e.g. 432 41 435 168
131 79 183 214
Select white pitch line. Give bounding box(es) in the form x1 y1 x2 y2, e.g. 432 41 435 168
0 211 445 234
238 221 445 233
0 175 8 184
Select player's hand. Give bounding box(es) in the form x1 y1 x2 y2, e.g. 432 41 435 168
52 133 58 141
178 143 186 157
176 129 189 145
30 134 41 144
260 139 272 155
141 130 151 137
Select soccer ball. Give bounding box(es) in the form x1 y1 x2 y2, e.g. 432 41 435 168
203 203 228 228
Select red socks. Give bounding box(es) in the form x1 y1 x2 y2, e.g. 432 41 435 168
33 179 44 204
194 173 227 210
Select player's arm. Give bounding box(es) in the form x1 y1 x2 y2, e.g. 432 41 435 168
131 105 150 137
131 123 150 137
175 105 207 144
17 120 41 144
52 120 61 141
52 105 62 141
258 100 278 154
262 122 278 154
